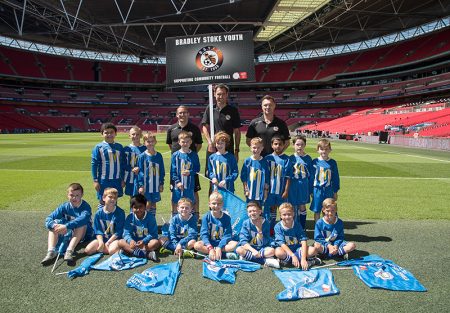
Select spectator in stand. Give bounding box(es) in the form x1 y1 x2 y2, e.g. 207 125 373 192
246 95 290 157
166 105 203 214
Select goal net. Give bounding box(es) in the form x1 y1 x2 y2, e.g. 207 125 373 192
156 125 171 133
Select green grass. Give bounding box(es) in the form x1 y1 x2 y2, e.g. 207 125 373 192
0 133 449 312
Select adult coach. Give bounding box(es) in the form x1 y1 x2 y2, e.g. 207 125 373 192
201 83 241 162
166 105 203 213
246 95 290 156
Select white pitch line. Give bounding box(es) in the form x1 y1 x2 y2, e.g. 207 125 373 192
341 176 450 180
346 145 450 163
0 169 448 180
0 168 90 173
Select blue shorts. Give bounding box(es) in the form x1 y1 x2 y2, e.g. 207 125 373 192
310 187 334 213
171 187 195 205
288 179 310 205
124 181 138 196
143 192 161 204
97 180 123 200
265 194 285 207
317 241 348 256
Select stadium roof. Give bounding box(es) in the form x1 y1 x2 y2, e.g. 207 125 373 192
0 0 448 61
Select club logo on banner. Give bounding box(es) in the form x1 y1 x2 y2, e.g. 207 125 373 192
196 46 223 72
166 31 255 87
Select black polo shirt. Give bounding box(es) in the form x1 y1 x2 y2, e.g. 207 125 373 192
201 104 241 152
166 121 203 153
246 115 290 156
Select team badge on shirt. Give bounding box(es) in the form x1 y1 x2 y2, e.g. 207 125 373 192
225 115 231 120
273 127 279 131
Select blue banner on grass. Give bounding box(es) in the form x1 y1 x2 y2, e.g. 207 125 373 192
215 259 261 272
92 252 147 271
337 254 427 292
202 258 261 284
67 253 102 279
217 188 248 238
274 269 339 301
126 261 181 295
203 261 238 284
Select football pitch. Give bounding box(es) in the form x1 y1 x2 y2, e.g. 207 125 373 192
0 132 449 313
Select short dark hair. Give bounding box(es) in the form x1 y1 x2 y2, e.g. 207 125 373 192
271 136 284 144
292 134 307 145
214 83 229 93
67 183 83 194
247 201 262 210
130 194 147 207
100 122 117 133
261 95 276 104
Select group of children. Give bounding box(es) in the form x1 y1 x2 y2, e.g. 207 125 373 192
41 122 356 269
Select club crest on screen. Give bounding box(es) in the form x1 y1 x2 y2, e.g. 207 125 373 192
196 46 223 72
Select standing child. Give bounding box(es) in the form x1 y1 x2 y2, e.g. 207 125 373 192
136 132 165 214
240 137 269 205
314 198 355 259
41 183 93 265
207 131 238 193
84 188 125 255
264 136 292 232
91 123 125 202
274 203 320 270
194 191 238 260
288 135 313 230
159 198 198 257
170 131 200 216
310 139 340 222
123 126 146 197
236 201 279 268
117 194 160 261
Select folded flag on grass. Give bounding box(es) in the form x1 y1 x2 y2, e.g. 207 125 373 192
218 188 248 238
216 259 261 272
203 261 238 284
337 254 427 292
126 261 181 295
274 269 339 301
202 258 261 284
67 253 102 279
92 252 147 271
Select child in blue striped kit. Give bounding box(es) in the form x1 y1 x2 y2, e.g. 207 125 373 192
136 132 165 214
194 191 238 260
288 135 313 230
274 203 320 270
314 198 355 259
117 194 160 261
123 126 146 197
207 131 239 193
91 123 125 202
159 198 198 258
240 137 269 205
310 139 340 222
236 201 279 268
170 131 200 216
84 188 125 256
41 183 93 265
264 136 292 232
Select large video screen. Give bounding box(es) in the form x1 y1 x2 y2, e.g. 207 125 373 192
166 31 255 88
